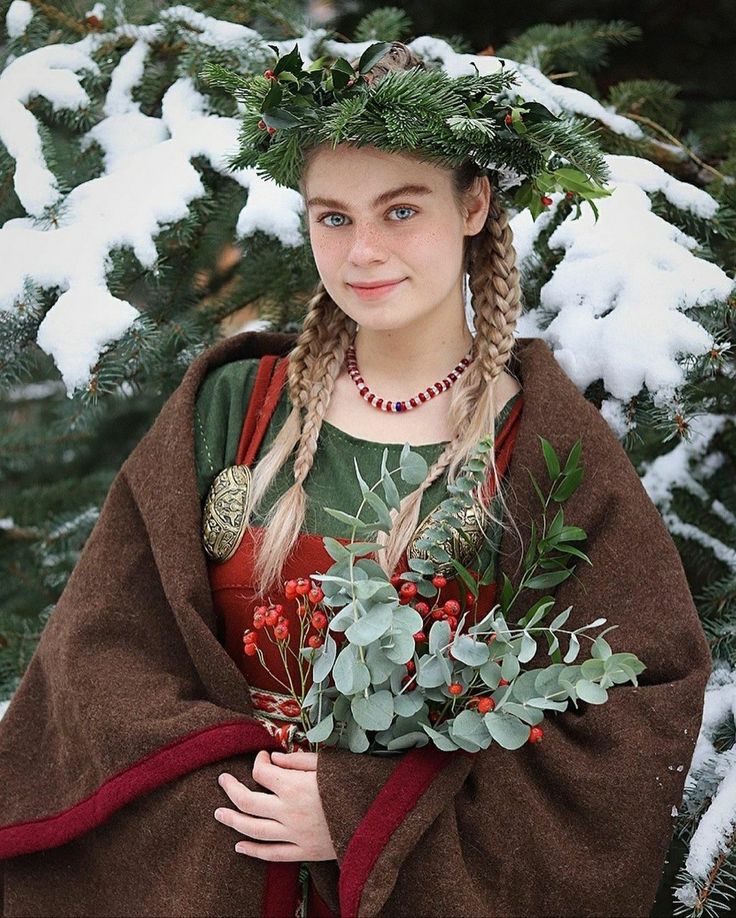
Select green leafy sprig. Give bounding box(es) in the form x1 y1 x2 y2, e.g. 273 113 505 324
200 42 612 220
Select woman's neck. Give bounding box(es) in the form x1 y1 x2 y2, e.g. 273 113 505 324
352 322 474 396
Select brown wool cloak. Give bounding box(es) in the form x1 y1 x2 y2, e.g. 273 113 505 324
0 331 711 918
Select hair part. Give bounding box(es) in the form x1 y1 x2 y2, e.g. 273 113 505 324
246 42 525 598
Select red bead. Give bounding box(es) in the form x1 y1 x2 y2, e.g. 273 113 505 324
418 393 426 402
409 398 417 407
428 390 436 398
376 399 383 408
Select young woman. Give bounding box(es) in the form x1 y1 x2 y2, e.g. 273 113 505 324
0 42 710 918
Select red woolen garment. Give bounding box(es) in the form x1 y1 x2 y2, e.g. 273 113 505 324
0 331 711 917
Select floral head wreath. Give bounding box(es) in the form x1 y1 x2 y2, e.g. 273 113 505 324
203 41 612 221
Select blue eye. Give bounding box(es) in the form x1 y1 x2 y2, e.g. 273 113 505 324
317 206 417 227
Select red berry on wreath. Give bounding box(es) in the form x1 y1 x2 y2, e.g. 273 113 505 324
252 611 266 629
390 573 403 587
413 631 426 643
295 578 311 596
498 677 509 686
529 726 544 744
414 601 429 616
274 623 289 641
308 635 323 649
443 599 461 617
244 642 258 656
284 579 298 600
432 575 447 588
566 191 575 199
465 591 476 607
406 659 415 674
400 582 417 599
267 127 276 135
540 195 554 206
448 682 464 696
243 630 258 644
265 608 279 627
432 609 445 620
296 601 308 618
257 119 267 130
446 615 458 630
264 69 276 79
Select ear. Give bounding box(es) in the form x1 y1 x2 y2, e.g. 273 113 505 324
462 175 491 236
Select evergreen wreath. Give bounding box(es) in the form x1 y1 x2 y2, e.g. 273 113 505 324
202 41 613 220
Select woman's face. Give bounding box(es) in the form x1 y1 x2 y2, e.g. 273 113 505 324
302 145 490 336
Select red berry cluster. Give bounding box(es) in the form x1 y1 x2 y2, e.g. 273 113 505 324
242 577 329 659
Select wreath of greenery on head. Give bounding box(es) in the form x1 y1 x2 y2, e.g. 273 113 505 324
202 41 613 221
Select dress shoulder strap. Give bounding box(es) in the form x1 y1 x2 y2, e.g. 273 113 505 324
235 355 290 467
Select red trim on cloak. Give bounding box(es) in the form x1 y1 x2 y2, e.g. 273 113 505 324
337 746 452 918
0 719 278 859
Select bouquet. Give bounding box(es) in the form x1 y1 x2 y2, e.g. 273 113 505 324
242 435 645 754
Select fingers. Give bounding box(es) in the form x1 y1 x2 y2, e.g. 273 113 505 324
250 749 286 794
270 751 318 771
234 840 304 862
218 773 281 820
214 808 290 843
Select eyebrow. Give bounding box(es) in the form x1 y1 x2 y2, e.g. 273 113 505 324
306 183 433 210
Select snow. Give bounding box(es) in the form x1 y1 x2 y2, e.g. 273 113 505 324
5 0 33 37
0 11 733 410
678 664 736 890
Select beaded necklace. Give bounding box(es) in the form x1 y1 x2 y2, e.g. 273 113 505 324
345 343 473 413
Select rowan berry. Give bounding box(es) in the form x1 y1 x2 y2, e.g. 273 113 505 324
296 602 308 618
443 599 461 616
406 659 416 673
498 677 510 686
477 697 495 714
390 574 403 587
243 630 257 644
565 191 575 199
446 615 457 630
252 611 266 629
308 635 323 649
413 631 426 643
432 575 447 589
540 195 553 206
311 611 328 630
448 682 464 696
414 601 430 616
244 642 258 657
265 608 279 627
308 587 324 604
400 582 418 599
284 580 298 599
529 726 544 744
465 592 476 607
274 623 289 641
295 578 312 596
431 609 445 620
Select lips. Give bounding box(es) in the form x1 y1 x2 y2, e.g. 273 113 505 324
349 278 406 289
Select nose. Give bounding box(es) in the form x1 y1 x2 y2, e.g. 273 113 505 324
346 220 390 266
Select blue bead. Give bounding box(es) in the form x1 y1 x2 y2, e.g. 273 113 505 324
396 402 403 411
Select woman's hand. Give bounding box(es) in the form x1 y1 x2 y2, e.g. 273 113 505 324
214 749 337 862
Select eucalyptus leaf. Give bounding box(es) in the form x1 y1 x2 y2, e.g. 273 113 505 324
333 644 359 694
394 691 425 717
484 711 530 750
306 713 334 743
400 451 428 485
346 605 393 645
575 679 608 704
313 633 337 683
452 634 490 666
346 717 370 753
422 724 460 751
352 690 394 731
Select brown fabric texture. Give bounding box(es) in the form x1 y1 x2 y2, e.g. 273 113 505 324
0 331 711 917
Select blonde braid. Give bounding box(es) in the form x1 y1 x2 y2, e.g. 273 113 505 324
251 294 356 596
375 197 524 576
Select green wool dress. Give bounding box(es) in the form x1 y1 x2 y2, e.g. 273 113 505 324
194 357 522 579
